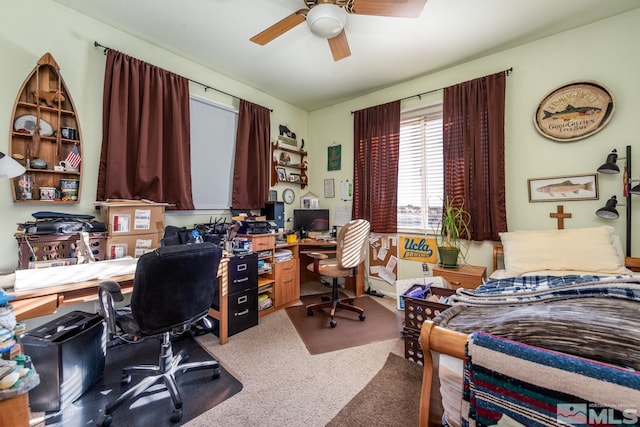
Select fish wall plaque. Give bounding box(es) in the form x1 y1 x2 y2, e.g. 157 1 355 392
534 81 614 142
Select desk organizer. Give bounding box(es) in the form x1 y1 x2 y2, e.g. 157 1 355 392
16 233 107 269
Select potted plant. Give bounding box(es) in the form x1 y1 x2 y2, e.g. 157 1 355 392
436 196 471 268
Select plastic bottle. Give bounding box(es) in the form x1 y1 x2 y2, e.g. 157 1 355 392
191 229 204 243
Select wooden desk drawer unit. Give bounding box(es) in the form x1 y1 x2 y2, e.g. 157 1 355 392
433 264 486 289
275 258 299 307
250 235 275 252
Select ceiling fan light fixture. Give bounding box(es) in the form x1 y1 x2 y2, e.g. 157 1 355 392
306 4 347 39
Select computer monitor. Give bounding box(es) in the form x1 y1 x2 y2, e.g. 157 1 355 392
293 209 330 232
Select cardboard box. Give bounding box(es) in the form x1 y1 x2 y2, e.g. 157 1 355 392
106 232 162 259
96 200 168 236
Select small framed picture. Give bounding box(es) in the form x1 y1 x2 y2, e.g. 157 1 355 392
324 178 335 198
301 194 320 209
289 173 301 183
527 173 598 202
276 167 287 182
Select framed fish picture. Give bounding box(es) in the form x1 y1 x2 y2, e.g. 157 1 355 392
528 174 598 202
534 81 614 142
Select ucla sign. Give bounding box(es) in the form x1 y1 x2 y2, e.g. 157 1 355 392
399 236 437 263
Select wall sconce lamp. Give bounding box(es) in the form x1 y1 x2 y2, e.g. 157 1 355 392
597 149 621 174
0 151 26 179
596 195 620 220
595 145 633 256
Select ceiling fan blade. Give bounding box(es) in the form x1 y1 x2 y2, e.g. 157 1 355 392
328 30 351 61
347 0 428 18
250 9 307 45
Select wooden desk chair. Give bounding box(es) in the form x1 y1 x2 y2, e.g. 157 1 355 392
305 219 370 328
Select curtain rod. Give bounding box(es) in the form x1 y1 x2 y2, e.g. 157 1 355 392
399 67 513 103
94 41 273 112
351 67 513 113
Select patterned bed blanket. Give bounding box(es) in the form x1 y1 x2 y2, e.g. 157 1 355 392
462 332 640 427
452 274 640 305
434 275 640 370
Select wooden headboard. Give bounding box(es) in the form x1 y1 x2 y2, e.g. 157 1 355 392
492 244 503 271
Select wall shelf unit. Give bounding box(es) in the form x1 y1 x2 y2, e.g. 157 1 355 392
9 53 83 204
271 141 307 189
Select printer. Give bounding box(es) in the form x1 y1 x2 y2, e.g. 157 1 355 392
236 220 273 235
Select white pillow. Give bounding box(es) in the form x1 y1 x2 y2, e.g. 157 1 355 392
499 226 629 277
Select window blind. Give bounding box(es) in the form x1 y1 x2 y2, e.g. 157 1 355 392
398 104 443 231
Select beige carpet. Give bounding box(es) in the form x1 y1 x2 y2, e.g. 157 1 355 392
286 294 401 354
326 352 423 426
184 283 407 426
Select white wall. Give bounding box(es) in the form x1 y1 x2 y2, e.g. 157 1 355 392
306 9 640 294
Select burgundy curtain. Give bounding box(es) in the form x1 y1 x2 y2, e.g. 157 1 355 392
443 71 507 241
97 50 194 210
232 99 271 209
353 100 400 233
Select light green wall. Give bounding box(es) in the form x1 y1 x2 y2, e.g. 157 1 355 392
306 9 640 293
0 0 308 273
1 1 639 291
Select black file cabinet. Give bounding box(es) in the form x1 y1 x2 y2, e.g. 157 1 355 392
225 252 259 336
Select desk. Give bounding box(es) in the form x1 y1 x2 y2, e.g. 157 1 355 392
296 240 365 297
10 258 230 345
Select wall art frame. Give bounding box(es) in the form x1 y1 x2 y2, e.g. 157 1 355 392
327 144 341 171
324 178 335 198
289 172 301 183
527 173 598 202
533 81 614 142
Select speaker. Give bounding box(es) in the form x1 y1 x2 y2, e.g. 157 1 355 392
261 201 284 229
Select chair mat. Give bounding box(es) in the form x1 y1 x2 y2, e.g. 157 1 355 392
43 332 242 427
286 294 401 355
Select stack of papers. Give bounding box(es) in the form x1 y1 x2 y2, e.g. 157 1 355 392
274 249 293 262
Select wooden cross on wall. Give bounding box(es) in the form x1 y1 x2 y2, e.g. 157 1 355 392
550 205 572 229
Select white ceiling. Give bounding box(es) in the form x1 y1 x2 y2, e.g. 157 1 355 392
52 0 640 111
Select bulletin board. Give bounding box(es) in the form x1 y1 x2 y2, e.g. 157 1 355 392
368 234 398 285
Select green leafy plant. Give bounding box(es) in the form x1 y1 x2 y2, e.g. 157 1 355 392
437 195 471 248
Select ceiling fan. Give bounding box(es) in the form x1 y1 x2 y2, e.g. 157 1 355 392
250 0 428 61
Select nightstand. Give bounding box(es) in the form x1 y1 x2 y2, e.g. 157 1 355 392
433 264 487 289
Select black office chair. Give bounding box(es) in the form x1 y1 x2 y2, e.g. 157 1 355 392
96 243 222 426
306 219 371 327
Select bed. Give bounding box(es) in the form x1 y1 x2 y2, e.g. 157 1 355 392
417 226 640 427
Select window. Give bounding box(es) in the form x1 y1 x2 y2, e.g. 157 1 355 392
189 95 238 210
397 103 444 231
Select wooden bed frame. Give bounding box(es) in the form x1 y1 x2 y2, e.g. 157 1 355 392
417 250 640 427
